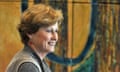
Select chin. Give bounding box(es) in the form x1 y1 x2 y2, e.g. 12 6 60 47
49 47 55 52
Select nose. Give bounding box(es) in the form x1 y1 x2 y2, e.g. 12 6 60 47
51 32 58 41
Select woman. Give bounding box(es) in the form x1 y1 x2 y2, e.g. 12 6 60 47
6 3 63 72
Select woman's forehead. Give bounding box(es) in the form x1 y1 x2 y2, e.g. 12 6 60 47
43 22 59 28
48 22 58 28
38 22 58 30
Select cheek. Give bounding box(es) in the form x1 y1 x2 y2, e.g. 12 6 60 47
37 33 50 42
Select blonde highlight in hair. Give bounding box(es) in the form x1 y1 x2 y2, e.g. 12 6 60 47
21 4 63 26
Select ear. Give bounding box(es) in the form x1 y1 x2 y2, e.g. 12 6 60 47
27 33 32 39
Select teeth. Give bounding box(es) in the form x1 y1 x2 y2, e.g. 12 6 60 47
48 42 56 46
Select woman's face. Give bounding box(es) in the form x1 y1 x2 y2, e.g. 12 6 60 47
29 22 59 53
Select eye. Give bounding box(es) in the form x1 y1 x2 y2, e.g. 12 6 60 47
46 29 58 33
46 29 52 33
55 30 58 33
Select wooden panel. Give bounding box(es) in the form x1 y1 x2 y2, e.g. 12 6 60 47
67 1 92 71
0 2 23 72
72 3 91 58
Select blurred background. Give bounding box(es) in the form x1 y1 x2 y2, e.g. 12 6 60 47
0 0 120 72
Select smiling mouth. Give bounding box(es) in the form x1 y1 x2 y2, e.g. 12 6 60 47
48 42 56 46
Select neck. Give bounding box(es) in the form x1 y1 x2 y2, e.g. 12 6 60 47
27 42 47 60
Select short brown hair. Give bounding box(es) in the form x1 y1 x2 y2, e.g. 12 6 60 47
18 4 63 44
